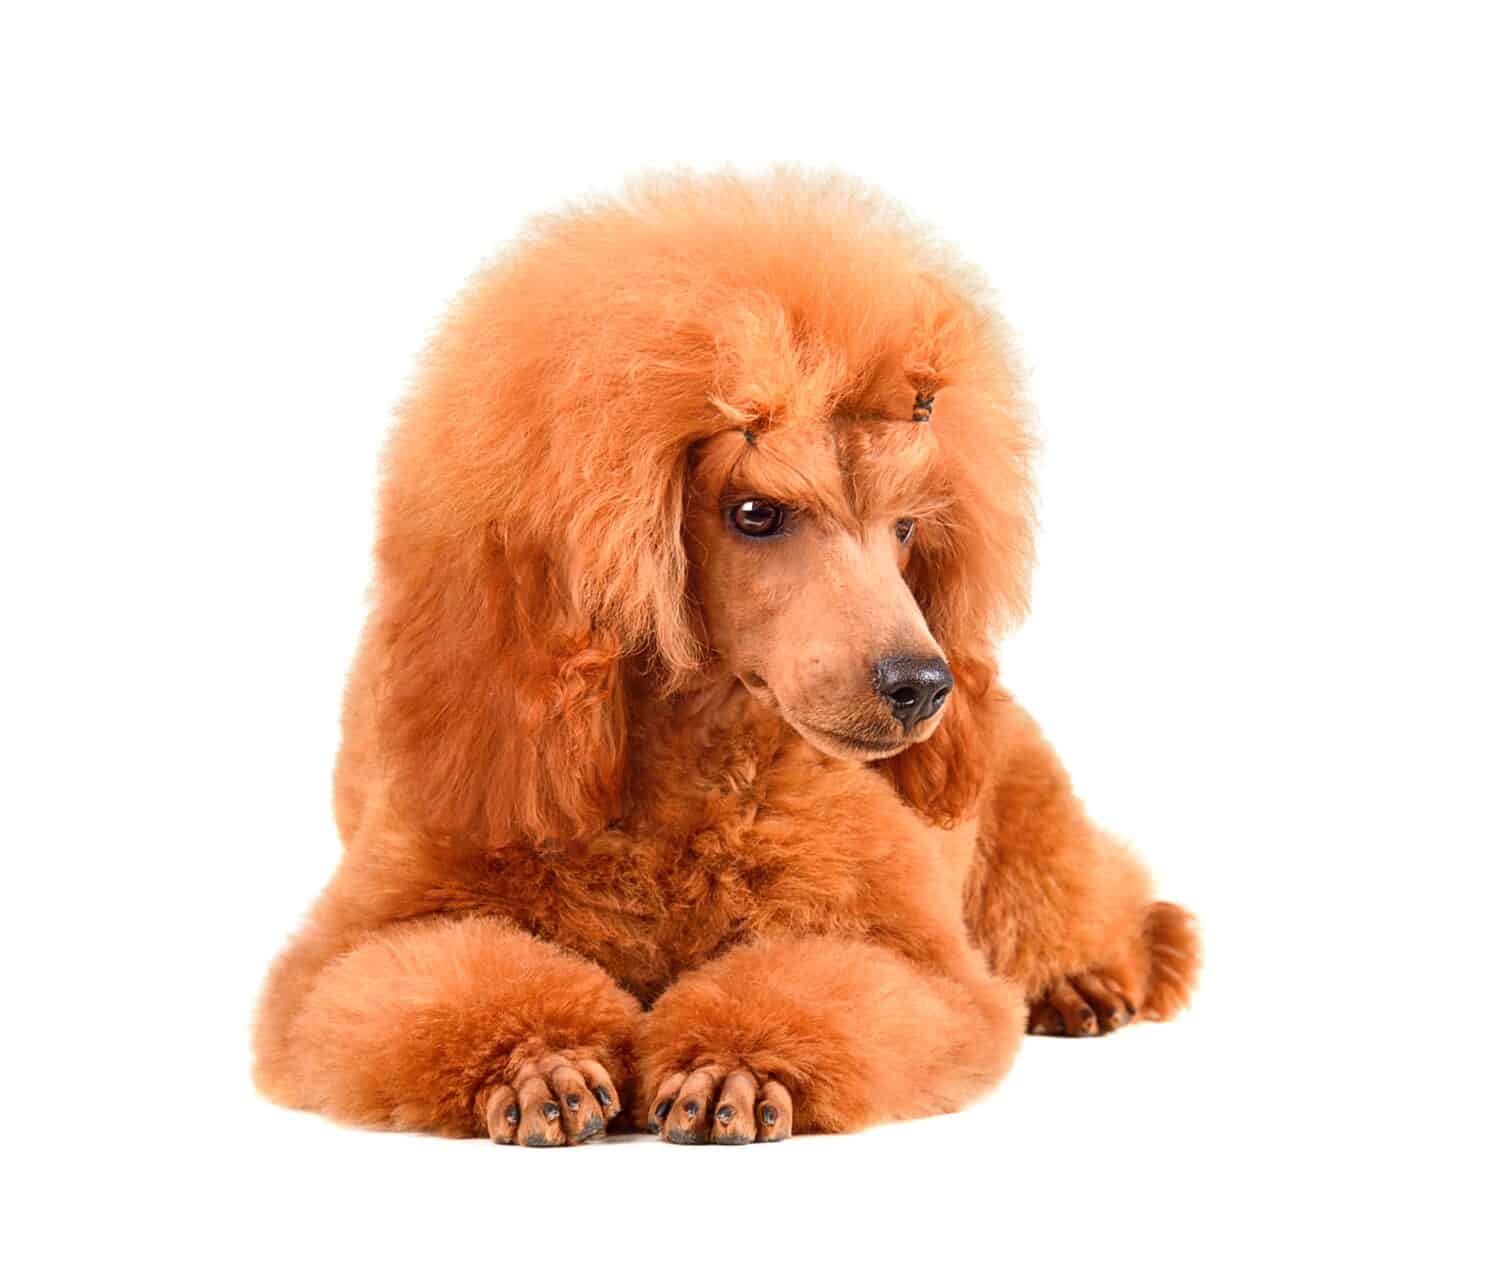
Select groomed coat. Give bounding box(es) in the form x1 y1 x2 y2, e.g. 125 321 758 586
254 170 1200 1146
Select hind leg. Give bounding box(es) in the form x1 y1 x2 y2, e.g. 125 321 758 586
1027 902 1201 1036
966 702 1202 1035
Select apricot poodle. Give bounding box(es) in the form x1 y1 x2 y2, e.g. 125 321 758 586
254 170 1200 1146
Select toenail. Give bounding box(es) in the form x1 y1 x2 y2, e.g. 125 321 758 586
760 1105 778 1125
596 1086 612 1106
506 1105 520 1125
682 1100 699 1119
716 1105 735 1124
655 1099 674 1122
542 1101 560 1121
566 1093 580 1110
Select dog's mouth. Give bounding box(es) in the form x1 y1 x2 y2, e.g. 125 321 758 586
792 719 911 762
737 674 923 762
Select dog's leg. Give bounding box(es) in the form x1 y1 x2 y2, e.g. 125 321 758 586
636 933 1026 1143
965 700 1202 1036
253 912 640 1143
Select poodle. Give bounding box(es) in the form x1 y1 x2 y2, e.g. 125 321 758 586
253 169 1201 1146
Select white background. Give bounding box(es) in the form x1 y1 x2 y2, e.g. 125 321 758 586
3 3 1495 1265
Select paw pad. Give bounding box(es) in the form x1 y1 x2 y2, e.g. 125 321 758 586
481 1053 622 1147
650 1065 793 1145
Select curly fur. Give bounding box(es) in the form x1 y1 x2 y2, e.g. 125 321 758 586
254 169 1199 1143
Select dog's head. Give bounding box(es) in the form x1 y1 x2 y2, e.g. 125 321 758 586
688 418 957 762
374 171 1033 845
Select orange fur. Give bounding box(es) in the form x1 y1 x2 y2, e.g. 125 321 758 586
253 169 1200 1145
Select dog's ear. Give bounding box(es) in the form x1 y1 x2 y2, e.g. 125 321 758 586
371 458 698 847
878 382 1034 828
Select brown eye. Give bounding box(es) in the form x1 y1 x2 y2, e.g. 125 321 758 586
729 499 786 538
895 518 916 544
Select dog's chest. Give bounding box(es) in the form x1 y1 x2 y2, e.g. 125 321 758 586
481 757 913 1001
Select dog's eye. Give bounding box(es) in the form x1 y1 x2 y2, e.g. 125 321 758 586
895 518 916 545
729 500 786 538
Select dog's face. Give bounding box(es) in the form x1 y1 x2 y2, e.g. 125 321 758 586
687 416 953 761
375 171 1034 840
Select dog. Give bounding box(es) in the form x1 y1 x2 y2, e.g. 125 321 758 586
253 169 1200 1146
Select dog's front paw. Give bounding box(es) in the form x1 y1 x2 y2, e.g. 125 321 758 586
478 1050 622 1147
646 1063 793 1145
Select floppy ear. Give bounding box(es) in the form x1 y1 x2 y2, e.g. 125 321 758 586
878 381 1034 828
371 457 698 847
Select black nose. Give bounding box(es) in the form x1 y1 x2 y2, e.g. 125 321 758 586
874 655 954 730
